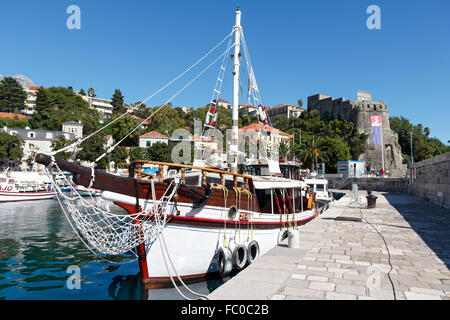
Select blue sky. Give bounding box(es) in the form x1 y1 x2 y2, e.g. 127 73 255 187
1 0 449 143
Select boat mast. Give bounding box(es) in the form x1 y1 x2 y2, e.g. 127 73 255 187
230 6 241 173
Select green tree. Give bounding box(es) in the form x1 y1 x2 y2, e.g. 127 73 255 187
390 116 448 162
29 87 101 134
129 147 149 162
111 89 125 115
239 108 258 127
79 88 86 96
131 102 152 119
110 146 129 166
278 141 290 160
87 88 95 97
0 132 24 167
75 134 107 168
110 114 142 146
0 77 26 113
147 143 171 162
0 115 29 129
296 135 329 172
51 135 73 160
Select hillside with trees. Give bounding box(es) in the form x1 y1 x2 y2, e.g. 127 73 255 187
390 116 449 164
272 110 367 172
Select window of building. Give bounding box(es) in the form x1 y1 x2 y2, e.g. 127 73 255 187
28 132 35 138
146 141 151 147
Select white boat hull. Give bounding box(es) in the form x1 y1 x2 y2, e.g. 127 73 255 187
0 190 56 203
135 202 317 287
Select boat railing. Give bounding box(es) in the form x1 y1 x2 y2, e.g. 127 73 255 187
130 160 253 189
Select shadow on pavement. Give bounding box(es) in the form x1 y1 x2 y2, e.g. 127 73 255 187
384 192 450 269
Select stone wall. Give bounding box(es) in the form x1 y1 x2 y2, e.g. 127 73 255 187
410 152 450 209
327 176 408 192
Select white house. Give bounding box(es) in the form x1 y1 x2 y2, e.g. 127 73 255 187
239 122 293 163
80 95 113 119
22 85 46 115
3 123 80 171
266 104 305 122
62 121 83 139
139 131 168 148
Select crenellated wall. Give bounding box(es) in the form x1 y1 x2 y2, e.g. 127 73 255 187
307 92 406 177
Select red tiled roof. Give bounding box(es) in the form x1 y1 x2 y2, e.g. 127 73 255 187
192 135 216 142
214 98 231 104
0 112 27 119
270 104 298 110
28 85 48 90
131 115 150 125
239 122 293 138
139 131 168 139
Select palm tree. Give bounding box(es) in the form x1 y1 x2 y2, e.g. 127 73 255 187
278 141 290 161
87 88 95 97
296 135 328 172
423 127 430 137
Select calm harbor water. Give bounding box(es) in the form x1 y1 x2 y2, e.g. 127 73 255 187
0 199 228 300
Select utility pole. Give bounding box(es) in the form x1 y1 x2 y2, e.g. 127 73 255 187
410 131 414 183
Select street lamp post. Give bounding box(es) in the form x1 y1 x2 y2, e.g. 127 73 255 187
410 131 414 183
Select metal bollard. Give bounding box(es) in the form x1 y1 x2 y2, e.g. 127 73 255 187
288 229 300 249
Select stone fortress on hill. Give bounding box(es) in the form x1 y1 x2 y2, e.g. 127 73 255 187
307 91 407 177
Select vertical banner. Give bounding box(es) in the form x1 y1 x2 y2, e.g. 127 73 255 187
370 115 382 145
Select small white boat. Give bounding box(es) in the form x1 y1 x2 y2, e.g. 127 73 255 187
0 170 56 203
305 174 334 207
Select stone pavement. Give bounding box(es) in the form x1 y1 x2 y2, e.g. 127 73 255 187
208 191 450 300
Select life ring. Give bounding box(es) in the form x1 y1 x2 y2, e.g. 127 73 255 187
247 240 260 265
277 229 289 245
216 246 233 276
232 243 248 271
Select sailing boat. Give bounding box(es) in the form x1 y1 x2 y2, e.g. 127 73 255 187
35 7 318 288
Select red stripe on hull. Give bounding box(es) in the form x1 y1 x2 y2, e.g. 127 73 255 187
142 272 220 289
0 196 56 203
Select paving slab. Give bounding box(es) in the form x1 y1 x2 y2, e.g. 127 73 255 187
208 191 450 300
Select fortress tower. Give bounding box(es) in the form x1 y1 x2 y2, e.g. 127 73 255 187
307 91 406 177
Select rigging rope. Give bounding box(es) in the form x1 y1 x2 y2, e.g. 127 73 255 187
51 31 233 157
94 44 235 164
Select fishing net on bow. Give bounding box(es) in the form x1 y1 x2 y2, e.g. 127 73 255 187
45 161 178 256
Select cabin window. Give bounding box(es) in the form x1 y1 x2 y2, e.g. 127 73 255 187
28 132 35 138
